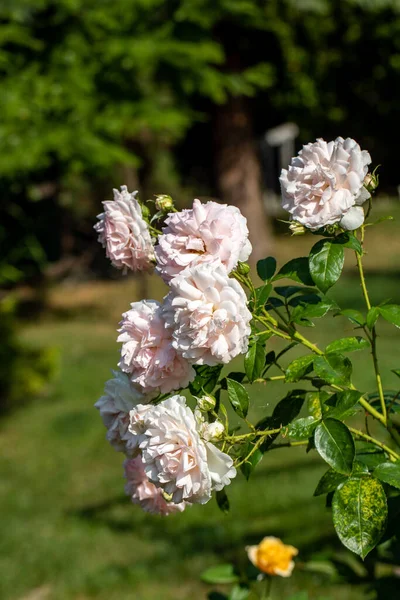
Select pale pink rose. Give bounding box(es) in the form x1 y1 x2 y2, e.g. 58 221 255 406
163 263 252 366
124 456 187 515
94 370 147 454
155 199 252 283
280 137 371 230
129 396 236 504
94 185 155 272
117 300 195 394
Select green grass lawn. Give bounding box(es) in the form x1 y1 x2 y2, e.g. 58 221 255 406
2 222 400 599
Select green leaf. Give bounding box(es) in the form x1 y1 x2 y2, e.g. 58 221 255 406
275 285 315 298
285 354 314 383
240 444 263 480
352 460 370 476
255 283 272 307
332 476 387 558
201 564 239 585
314 353 352 386
325 337 370 354
286 416 319 440
356 442 387 469
229 586 250 600
313 468 348 496
245 342 265 382
335 232 362 254
392 369 400 380
307 391 329 419
271 389 306 425
257 389 306 451
291 300 333 323
273 257 314 286
216 489 230 514
374 462 400 489
257 257 276 281
366 307 380 330
226 379 249 419
314 419 355 474
378 304 400 328
337 309 365 326
324 390 362 420
288 293 321 307
189 365 223 395
309 239 345 293
265 297 284 310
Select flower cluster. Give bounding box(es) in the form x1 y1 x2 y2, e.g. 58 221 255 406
94 138 374 521
95 191 252 515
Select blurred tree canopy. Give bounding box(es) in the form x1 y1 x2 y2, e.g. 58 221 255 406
0 0 399 281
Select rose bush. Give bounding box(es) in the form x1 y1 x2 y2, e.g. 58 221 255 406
94 138 400 597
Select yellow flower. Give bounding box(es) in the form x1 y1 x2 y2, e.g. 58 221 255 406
246 536 298 577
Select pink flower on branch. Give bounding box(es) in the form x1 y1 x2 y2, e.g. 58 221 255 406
163 263 252 366
124 456 187 515
94 185 155 272
118 300 195 395
155 199 252 283
280 137 371 231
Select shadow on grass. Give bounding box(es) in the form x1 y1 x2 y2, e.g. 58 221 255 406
70 492 338 560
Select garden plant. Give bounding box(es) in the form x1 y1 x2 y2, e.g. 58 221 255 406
94 137 400 598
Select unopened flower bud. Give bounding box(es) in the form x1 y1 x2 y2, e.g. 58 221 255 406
204 420 225 441
236 261 250 276
289 221 305 236
155 194 174 212
364 173 378 193
197 394 216 412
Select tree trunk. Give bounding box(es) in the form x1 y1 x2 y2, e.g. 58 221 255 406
213 96 273 266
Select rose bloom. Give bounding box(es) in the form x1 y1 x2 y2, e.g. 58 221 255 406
94 370 147 454
94 185 155 272
155 199 252 283
247 537 298 577
129 396 236 505
124 456 186 515
280 137 371 231
118 299 195 395
163 263 252 366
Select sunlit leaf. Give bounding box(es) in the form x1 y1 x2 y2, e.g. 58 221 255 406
226 379 249 419
285 354 314 383
332 476 387 558
314 419 355 475
325 337 369 354
374 462 400 490
309 239 344 293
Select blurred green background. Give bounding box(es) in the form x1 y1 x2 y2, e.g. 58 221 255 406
1 1 400 599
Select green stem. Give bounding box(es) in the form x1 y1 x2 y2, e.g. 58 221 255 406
260 576 272 600
349 427 399 461
225 428 282 444
355 228 387 425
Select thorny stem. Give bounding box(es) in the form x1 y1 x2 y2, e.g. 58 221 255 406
225 428 282 444
356 226 387 425
349 427 400 461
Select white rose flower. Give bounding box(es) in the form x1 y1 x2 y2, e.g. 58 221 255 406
129 396 236 505
94 185 155 272
279 137 371 231
94 370 147 454
163 263 252 366
117 299 195 395
124 456 187 515
155 198 252 283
